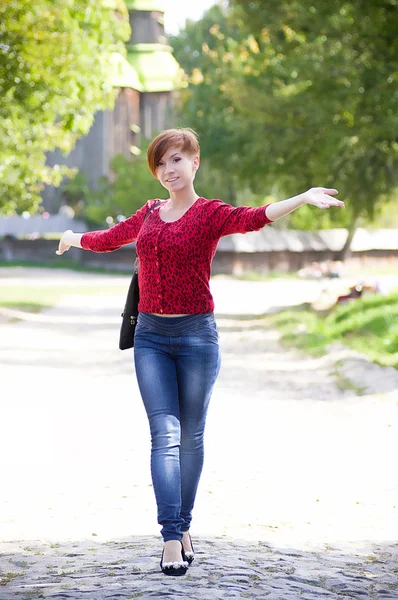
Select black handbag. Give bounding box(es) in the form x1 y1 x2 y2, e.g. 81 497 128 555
119 201 163 350
119 260 140 350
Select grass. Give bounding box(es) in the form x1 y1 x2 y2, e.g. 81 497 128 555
230 270 297 282
0 258 134 275
1 260 296 281
0 571 23 585
2 263 398 371
0 285 129 313
0 288 63 312
332 360 367 395
2 258 398 279
263 291 398 369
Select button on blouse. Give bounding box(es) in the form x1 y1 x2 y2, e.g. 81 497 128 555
81 197 273 314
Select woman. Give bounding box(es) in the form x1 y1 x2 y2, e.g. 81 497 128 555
56 127 344 575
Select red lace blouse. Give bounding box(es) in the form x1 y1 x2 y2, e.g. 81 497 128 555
81 197 272 314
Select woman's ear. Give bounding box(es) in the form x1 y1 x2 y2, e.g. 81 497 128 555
193 155 200 171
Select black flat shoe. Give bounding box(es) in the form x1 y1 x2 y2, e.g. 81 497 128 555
160 541 189 576
183 532 195 565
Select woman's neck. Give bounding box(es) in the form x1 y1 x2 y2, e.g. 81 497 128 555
168 187 199 207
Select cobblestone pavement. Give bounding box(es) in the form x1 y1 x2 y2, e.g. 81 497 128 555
1 536 398 600
1 271 397 599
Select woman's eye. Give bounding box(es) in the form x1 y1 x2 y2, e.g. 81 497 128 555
157 157 180 167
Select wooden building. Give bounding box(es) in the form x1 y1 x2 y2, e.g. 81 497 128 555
41 0 181 213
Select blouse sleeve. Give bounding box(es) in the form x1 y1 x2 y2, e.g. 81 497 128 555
209 199 273 239
80 199 158 253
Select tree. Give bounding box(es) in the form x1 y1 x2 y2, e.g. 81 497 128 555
63 143 165 226
0 0 130 214
170 4 250 206
171 0 398 242
63 135 243 226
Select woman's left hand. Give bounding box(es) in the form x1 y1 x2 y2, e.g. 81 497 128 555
302 187 345 209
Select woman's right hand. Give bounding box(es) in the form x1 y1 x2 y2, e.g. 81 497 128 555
56 230 74 255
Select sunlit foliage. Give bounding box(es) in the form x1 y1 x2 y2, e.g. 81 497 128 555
0 0 130 214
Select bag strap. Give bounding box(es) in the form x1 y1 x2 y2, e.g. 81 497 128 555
144 199 164 224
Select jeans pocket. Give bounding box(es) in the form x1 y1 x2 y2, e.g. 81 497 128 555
135 322 153 336
194 321 219 344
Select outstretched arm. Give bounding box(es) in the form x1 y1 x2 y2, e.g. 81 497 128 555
265 188 344 222
55 199 161 255
56 230 82 255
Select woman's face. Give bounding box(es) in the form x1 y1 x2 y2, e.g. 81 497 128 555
155 145 199 192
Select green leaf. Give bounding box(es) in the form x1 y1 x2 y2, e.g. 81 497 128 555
0 0 130 214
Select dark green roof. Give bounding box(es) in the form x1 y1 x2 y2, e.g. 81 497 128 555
124 0 166 11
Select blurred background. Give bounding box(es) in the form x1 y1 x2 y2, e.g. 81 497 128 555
1 5 398 593
1 0 397 368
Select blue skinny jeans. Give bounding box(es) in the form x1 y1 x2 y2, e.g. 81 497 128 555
133 312 221 542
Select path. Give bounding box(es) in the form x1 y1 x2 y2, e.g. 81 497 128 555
0 270 397 599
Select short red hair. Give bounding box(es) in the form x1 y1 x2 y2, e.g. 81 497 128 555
147 128 200 178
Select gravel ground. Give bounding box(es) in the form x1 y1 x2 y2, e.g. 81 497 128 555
0 270 397 599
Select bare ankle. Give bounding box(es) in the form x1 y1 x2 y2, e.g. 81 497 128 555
182 532 193 553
